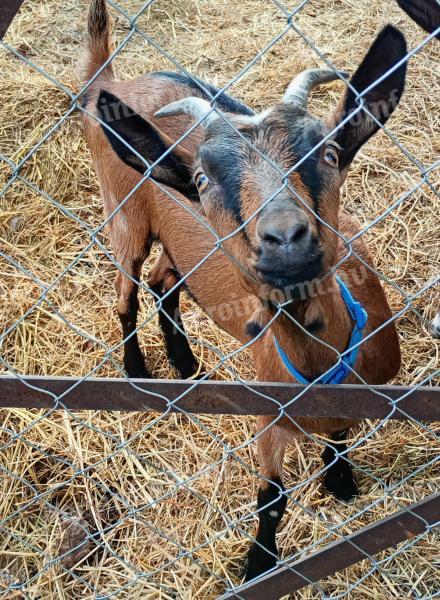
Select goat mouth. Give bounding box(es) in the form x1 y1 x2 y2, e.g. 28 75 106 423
255 260 323 295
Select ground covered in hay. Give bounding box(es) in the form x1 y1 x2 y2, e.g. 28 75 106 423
0 0 439 598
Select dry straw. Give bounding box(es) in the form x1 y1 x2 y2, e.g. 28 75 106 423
0 0 439 598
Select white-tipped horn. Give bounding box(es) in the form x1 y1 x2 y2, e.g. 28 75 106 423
154 96 220 126
282 69 349 108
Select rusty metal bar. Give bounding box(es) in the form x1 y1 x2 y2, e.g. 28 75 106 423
218 491 440 600
0 0 24 39
0 375 438 420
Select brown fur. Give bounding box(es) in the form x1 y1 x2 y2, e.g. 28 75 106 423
80 0 401 573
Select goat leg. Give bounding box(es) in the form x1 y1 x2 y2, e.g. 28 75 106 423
148 251 199 379
321 429 359 502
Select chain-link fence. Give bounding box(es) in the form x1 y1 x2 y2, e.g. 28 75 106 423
1 0 439 598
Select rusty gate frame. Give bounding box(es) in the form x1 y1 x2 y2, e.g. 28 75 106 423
1 376 439 599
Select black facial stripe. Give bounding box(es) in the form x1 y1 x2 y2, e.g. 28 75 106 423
281 111 326 215
151 71 254 117
200 137 244 222
200 133 256 248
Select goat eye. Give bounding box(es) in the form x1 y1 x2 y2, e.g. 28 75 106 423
324 145 339 167
195 172 209 193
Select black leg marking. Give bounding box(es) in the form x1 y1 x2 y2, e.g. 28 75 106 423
119 291 151 379
321 429 359 502
245 478 287 582
151 282 199 379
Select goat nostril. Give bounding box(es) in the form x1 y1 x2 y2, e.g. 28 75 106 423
289 224 308 244
260 224 309 247
261 232 284 246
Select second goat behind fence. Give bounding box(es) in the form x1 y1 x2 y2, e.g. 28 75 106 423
81 0 407 582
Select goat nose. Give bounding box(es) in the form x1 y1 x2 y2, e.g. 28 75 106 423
260 222 308 247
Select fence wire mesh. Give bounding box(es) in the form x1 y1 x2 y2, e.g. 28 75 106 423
0 0 439 598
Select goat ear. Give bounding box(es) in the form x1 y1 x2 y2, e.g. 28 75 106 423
329 25 407 175
97 91 198 199
396 0 440 38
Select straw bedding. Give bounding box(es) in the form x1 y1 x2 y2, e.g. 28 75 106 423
0 0 439 598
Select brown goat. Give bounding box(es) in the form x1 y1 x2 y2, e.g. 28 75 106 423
81 0 404 581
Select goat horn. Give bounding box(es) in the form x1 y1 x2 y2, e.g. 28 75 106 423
154 96 220 126
282 69 349 108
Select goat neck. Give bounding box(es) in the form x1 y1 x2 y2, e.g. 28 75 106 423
259 275 355 384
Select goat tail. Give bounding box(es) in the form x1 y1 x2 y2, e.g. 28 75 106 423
78 0 115 86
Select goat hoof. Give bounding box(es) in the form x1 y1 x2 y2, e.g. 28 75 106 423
126 363 151 379
175 359 200 379
324 468 359 502
244 542 277 582
169 348 200 379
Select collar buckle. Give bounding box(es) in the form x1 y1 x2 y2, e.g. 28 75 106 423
353 301 368 329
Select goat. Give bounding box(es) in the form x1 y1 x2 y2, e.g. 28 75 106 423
81 0 405 581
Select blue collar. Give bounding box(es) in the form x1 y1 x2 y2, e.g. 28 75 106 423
274 275 368 384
